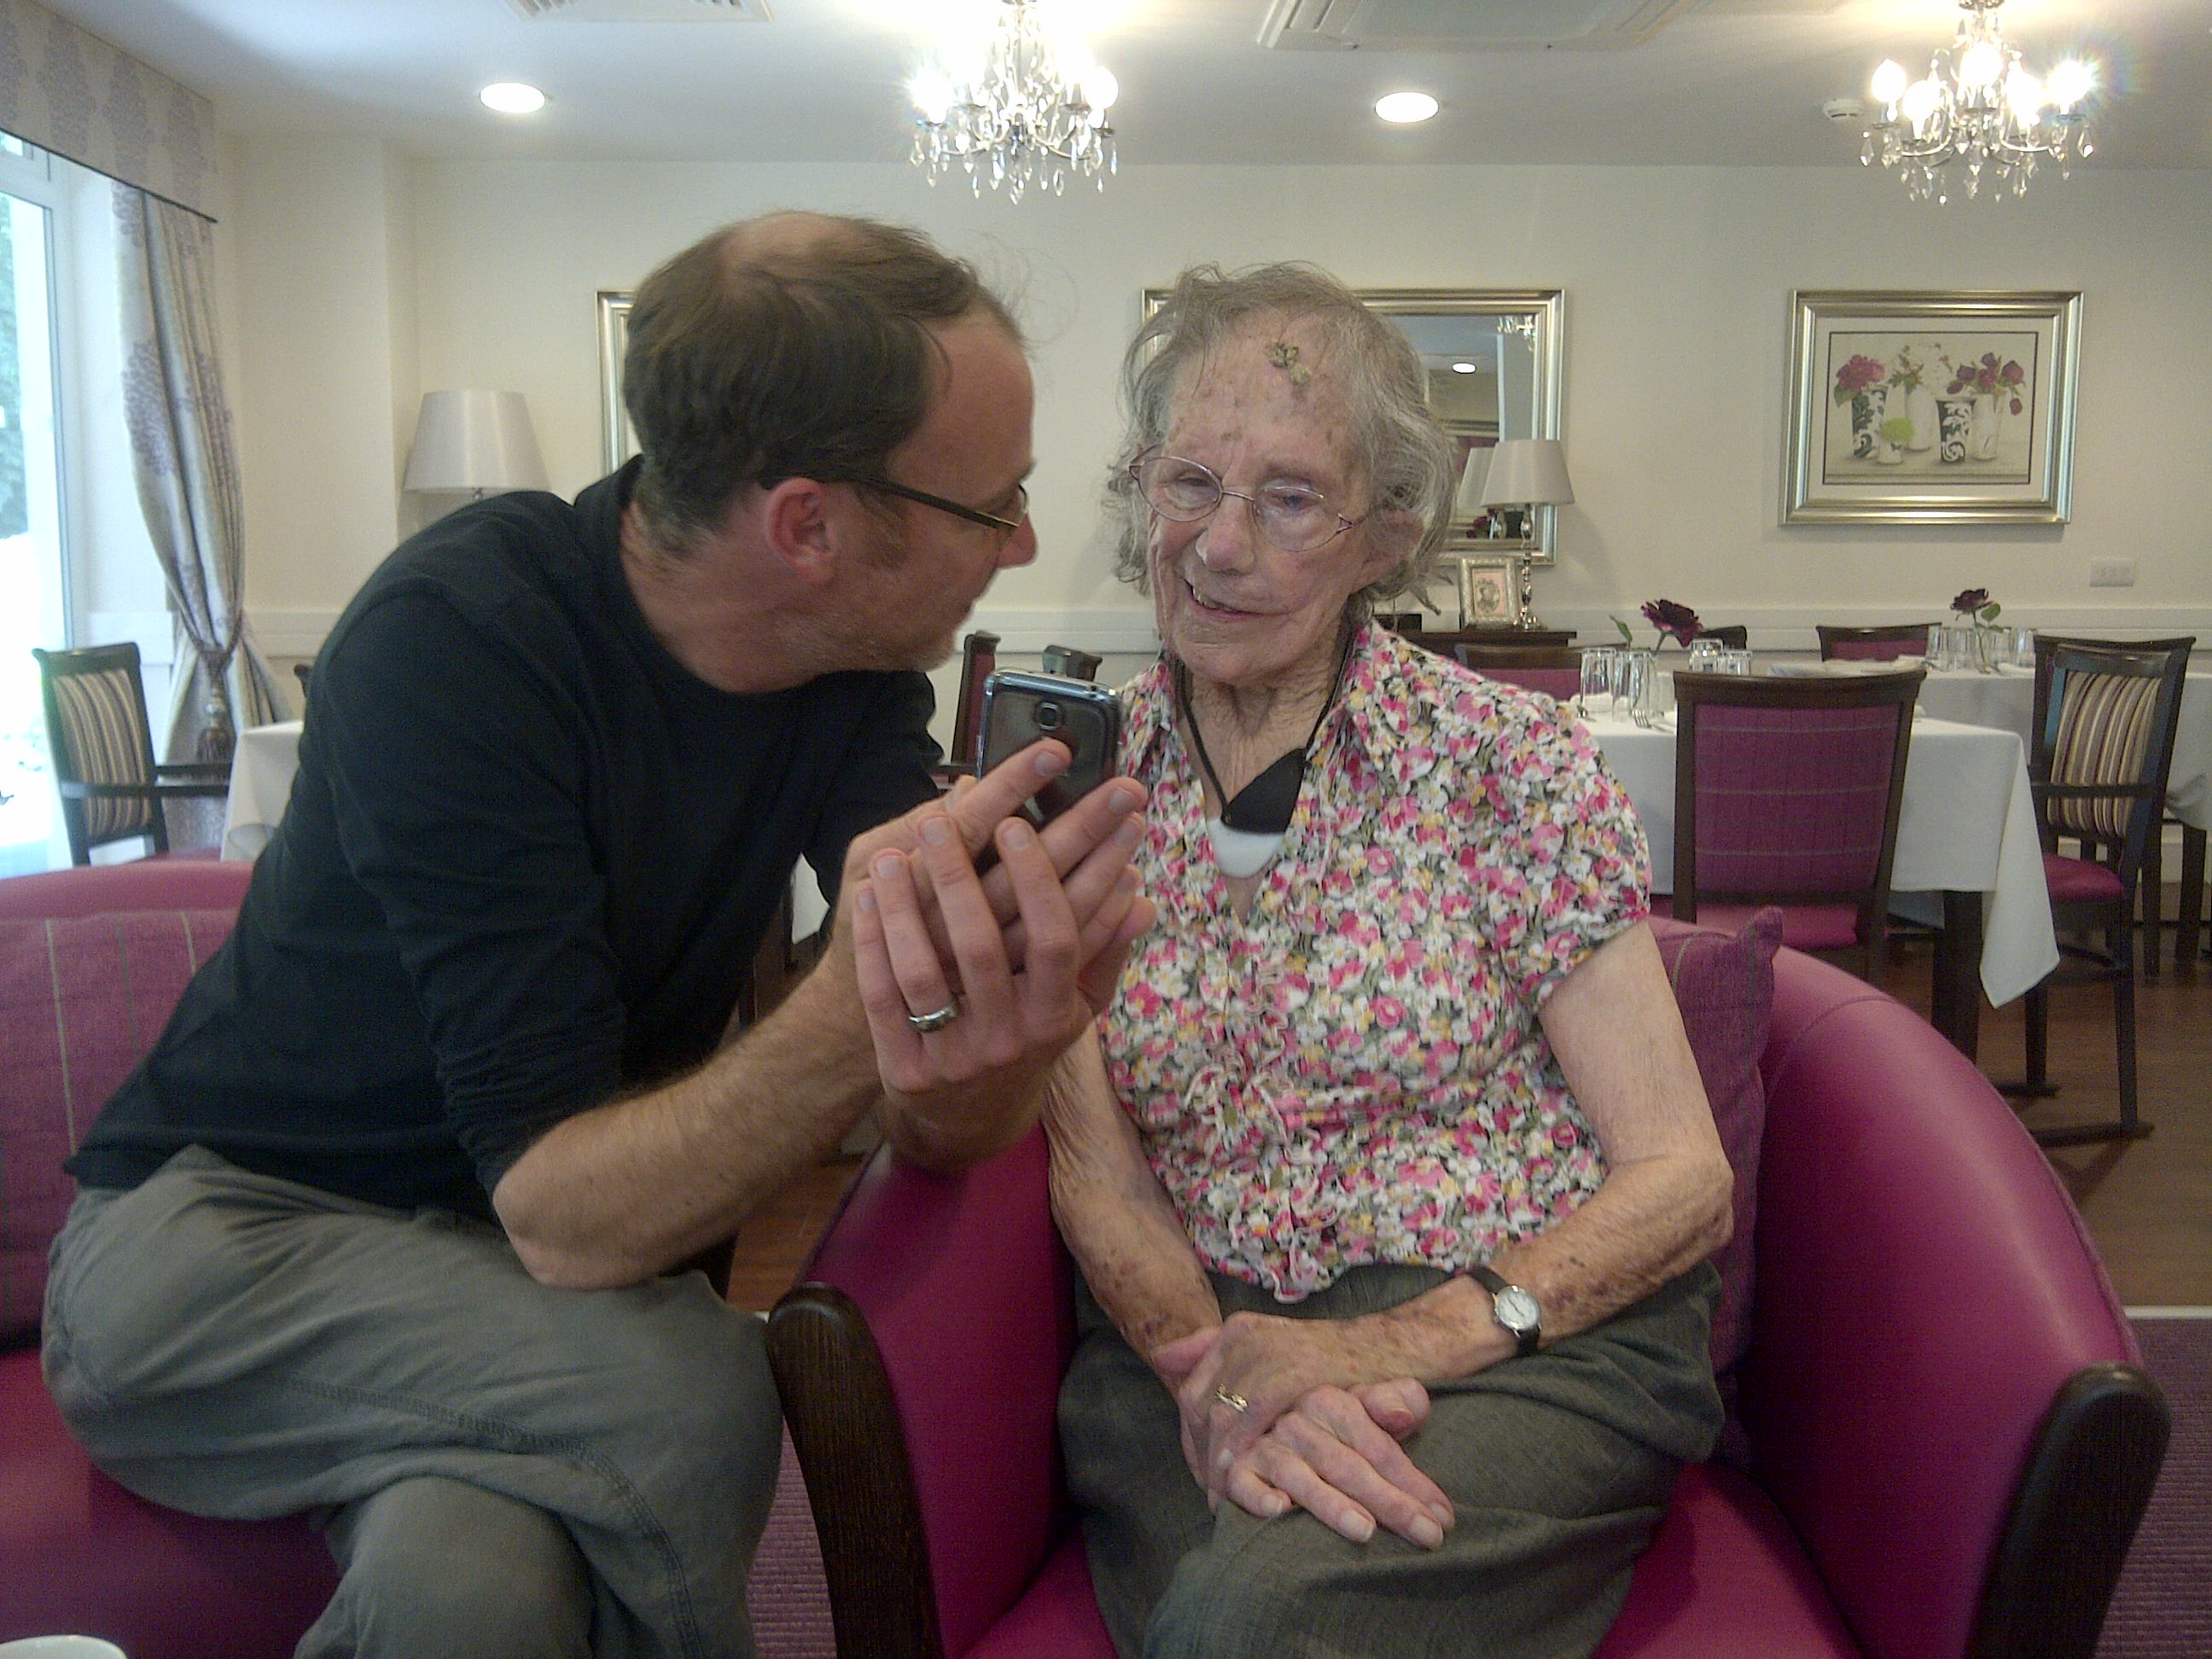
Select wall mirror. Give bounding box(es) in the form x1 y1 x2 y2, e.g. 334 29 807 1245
1362 290 1565 560
1140 287 1563 560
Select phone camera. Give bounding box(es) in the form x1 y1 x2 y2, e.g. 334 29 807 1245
1035 701 1064 731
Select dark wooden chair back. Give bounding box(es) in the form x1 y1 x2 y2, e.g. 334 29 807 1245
32 643 231 865
1695 624 1749 649
946 630 999 771
1453 643 1583 700
1817 623 1934 661
1039 643 1103 682
1673 668 1924 978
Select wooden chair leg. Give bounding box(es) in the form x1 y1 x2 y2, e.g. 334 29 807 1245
2023 982 2050 1094
2113 956 2139 1137
2179 824 2207 969
2140 834 2163 981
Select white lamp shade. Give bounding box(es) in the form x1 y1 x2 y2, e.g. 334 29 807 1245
1452 446 1493 518
404 390 549 494
1478 438 1575 508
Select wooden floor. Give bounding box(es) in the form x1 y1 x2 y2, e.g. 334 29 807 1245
724 931 2212 1313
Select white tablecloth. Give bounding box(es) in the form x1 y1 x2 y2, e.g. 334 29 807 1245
1585 712 2058 1007
220 720 304 860
1774 661 2212 831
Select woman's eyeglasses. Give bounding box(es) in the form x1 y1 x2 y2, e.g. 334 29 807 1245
1128 451 1365 555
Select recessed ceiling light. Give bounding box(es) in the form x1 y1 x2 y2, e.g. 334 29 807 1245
480 82 547 116
1451 360 1479 375
1375 91 1439 125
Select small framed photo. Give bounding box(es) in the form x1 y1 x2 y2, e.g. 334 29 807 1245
1458 555 1523 629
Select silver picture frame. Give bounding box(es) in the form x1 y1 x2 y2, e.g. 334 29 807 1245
1457 554 1524 628
1783 289 2081 525
597 290 635 475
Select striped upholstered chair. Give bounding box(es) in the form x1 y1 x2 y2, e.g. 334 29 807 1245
32 642 231 865
1666 669 1924 984
2014 637 2194 1144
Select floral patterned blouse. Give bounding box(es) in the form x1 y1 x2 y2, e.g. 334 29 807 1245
1101 622 1650 1300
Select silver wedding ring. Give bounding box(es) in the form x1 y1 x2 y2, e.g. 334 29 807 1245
1213 1387 1249 1414
905 1001 960 1034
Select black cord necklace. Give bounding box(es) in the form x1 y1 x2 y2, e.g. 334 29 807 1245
1173 631 1354 877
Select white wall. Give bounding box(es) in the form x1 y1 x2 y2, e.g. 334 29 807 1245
228 147 2212 678
230 138 415 656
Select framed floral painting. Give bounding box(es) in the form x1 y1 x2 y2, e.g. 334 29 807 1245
1783 290 2080 524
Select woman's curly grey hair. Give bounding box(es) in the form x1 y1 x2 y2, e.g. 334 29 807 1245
1103 263 1456 610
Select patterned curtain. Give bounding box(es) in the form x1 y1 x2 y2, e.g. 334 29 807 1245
114 180 280 765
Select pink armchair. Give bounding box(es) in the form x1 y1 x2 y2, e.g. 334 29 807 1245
1 858 338 1656
766 925 2168 1659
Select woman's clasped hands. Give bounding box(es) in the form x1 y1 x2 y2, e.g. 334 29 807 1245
1151 1314 1456 1551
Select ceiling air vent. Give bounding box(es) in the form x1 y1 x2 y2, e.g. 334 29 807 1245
1258 0 1703 51
504 0 770 20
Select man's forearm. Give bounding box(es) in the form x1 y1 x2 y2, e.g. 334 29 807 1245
493 937 882 1289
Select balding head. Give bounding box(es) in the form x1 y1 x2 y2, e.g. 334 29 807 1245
621 211 1022 556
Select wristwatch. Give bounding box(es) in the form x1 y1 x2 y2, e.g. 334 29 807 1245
1464 1263 1542 1359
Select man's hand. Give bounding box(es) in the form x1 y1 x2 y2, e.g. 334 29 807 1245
841 739 1153 1165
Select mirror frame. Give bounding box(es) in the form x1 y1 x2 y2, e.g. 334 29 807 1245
1140 286 1565 562
597 290 636 474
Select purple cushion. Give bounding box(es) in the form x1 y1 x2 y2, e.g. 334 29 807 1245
2042 852 2126 905
1652 908 1782 1468
0 910 236 1345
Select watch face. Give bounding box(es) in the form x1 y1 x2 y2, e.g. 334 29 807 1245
1494 1286 1540 1333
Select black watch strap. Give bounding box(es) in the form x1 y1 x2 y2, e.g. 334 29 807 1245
1463 1262 1541 1358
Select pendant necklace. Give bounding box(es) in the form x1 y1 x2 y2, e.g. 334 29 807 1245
1175 634 1353 880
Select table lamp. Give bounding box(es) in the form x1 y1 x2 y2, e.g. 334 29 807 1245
1479 438 1574 628
404 390 549 500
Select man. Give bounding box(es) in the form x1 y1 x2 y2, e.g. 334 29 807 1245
43 212 1150 1659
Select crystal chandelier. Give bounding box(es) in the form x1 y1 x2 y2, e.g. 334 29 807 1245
1860 0 2096 203
910 1 1119 202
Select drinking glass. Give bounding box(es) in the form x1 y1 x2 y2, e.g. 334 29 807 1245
1684 637 1724 673
1719 648 1754 676
2005 626 2036 669
1578 648 1616 716
1615 649 1655 722
1925 623 1948 668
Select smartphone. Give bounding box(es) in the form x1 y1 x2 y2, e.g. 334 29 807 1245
975 669 1124 826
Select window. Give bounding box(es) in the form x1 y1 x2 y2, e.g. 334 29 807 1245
0 137 71 874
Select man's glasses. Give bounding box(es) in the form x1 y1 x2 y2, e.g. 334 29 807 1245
1128 451 1365 555
857 477 1029 547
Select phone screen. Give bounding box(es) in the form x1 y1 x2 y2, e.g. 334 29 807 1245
975 670 1123 824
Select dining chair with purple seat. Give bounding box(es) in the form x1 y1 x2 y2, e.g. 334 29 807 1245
1452 641 1583 701
2030 632 2201 978
1816 623 1936 662
1668 669 1924 984
2012 637 2193 1145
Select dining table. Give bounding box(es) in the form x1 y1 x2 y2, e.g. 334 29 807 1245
219 719 304 861
1582 707 2059 1060
1783 658 2212 968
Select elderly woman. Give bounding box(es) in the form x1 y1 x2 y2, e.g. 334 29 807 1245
1044 264 1733 1659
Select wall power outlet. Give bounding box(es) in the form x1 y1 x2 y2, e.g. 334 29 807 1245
2089 557 2137 588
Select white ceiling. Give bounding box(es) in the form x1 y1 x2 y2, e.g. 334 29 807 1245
32 0 2212 171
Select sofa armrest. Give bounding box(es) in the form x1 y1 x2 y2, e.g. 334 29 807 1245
767 1130 1073 1659
1743 952 2167 1659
